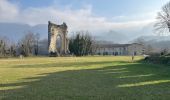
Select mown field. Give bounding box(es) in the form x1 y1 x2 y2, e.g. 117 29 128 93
1 56 170 100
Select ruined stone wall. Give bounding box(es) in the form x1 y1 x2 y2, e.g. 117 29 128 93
48 21 69 56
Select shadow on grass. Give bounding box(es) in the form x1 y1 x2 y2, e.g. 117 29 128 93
1 61 170 100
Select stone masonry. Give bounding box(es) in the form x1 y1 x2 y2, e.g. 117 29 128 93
48 21 69 56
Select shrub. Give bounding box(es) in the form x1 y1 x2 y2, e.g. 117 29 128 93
144 56 170 65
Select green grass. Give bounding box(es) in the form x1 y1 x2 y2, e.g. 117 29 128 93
1 56 170 100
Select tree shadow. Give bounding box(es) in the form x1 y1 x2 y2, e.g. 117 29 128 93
1 61 170 100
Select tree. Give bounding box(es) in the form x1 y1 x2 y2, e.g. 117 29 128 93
0 40 5 57
34 33 40 56
145 45 153 55
69 31 93 56
0 37 11 57
155 1 170 35
18 32 37 56
161 48 168 56
10 45 16 57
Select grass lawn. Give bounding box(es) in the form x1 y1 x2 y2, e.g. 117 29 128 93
1 56 170 100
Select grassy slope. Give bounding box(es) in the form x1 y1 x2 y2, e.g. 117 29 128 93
1 56 170 100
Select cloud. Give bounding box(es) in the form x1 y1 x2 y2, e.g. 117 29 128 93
0 0 156 34
0 0 19 21
112 13 156 22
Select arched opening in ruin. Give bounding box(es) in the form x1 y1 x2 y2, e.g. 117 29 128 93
56 35 62 53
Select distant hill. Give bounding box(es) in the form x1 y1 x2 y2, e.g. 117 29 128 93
0 22 164 44
135 35 170 42
0 23 48 41
132 35 170 51
94 30 128 43
0 22 129 43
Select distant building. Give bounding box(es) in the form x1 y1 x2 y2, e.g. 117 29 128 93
94 43 145 56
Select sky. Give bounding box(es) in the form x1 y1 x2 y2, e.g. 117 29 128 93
0 0 170 35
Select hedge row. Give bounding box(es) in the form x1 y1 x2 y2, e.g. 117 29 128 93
144 56 170 65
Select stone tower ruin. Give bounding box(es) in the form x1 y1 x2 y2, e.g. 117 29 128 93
48 21 69 56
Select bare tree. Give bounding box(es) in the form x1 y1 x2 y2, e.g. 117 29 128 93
145 45 153 55
34 33 40 56
10 45 16 57
0 40 5 57
155 1 170 35
0 36 11 57
18 32 36 56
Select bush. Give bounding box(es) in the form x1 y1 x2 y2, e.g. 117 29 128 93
164 53 170 56
144 56 170 65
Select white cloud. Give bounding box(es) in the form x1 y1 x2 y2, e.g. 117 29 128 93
0 0 19 21
112 10 158 23
0 0 156 34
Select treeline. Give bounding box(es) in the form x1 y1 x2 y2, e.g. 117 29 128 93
0 32 41 58
0 30 95 58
